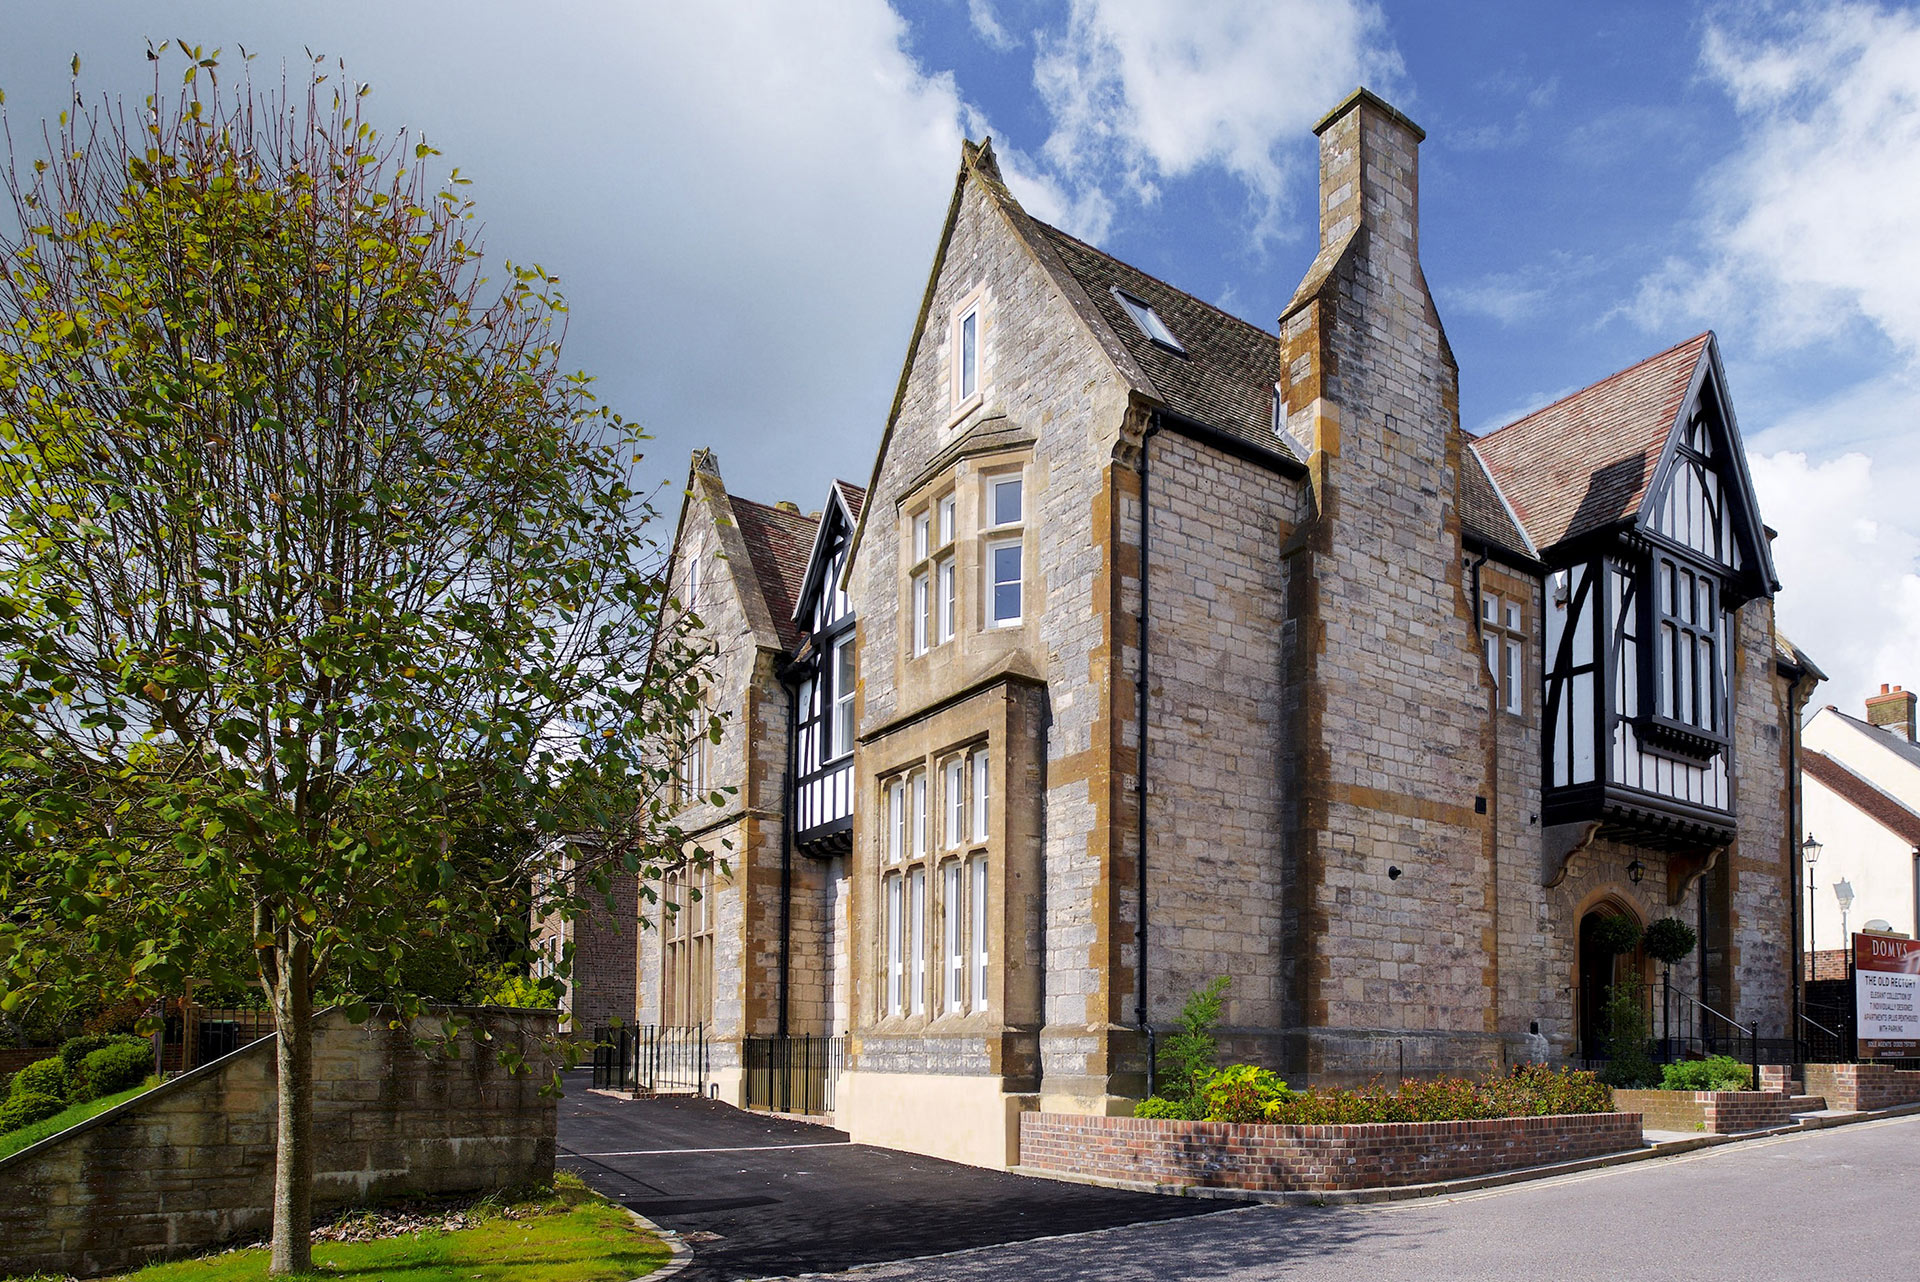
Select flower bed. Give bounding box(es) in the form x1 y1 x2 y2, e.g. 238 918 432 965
1018 1109 1644 1194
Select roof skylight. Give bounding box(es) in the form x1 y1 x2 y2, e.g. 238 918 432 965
1111 288 1185 354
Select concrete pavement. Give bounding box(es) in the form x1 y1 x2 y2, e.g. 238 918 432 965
759 1112 1920 1281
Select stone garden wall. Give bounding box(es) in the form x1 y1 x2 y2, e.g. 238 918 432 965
0 1006 557 1280
1018 1109 1643 1194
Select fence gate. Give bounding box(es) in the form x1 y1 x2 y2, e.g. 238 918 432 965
591 1025 709 1096
744 1035 844 1116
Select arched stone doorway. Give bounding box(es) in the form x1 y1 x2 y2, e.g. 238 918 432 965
1577 900 1645 1061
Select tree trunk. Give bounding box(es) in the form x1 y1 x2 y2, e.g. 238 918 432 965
269 945 315 1275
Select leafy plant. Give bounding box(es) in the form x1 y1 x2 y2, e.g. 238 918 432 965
1259 1065 1613 1124
1133 976 1230 1119
1589 915 1643 957
1200 1064 1291 1123
76 1040 154 1101
8 1057 66 1103
0 1089 65 1131
1643 918 1698 966
1599 979 1658 1088
59 1033 130 1078
0 46 717 1274
1132 1095 1189 1120
1660 1054 1752 1092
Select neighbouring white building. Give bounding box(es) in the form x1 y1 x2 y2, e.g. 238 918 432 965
1801 685 1920 978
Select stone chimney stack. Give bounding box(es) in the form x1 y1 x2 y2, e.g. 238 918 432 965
1312 87 1425 262
1866 683 1917 741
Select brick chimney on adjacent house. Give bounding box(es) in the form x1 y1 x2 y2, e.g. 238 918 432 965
1865 683 1917 741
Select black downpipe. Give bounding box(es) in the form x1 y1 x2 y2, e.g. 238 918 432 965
1136 418 1162 1096
778 678 796 1039
1786 670 1802 1061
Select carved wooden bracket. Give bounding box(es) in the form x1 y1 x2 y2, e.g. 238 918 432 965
1667 844 1725 906
1542 820 1602 888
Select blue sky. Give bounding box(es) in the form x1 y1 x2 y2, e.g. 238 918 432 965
4 1 1918 711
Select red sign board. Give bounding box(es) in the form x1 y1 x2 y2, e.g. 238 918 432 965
1855 933 1920 1060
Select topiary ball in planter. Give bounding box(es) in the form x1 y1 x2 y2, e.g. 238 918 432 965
1590 915 1642 957
1644 918 1698 966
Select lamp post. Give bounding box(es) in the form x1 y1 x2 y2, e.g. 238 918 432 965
1835 878 1855 952
1803 834 1823 981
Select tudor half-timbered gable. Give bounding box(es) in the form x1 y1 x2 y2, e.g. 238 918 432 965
1477 334 1778 853
789 481 865 854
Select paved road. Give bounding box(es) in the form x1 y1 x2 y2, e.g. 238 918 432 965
556 1082 1232 1280
758 1114 1920 1281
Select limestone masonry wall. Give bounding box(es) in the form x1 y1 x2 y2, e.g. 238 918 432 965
1019 1109 1643 1193
0 1007 557 1280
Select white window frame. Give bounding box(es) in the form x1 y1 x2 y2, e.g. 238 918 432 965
886 778 906 864
912 571 931 656
937 555 955 643
988 476 1023 529
831 636 856 756
938 494 956 546
944 757 964 848
913 512 930 562
886 873 904 1016
1480 591 1525 717
911 771 928 860
955 303 980 404
987 539 1023 628
909 867 927 1015
943 860 964 1014
972 752 989 843
969 855 989 1012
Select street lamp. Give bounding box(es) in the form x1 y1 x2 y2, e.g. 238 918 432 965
1804 834 1823 980
1835 878 1855 950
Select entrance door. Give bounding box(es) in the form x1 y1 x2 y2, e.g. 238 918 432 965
1578 911 1619 1060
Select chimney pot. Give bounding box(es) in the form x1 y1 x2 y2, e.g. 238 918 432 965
1865 683 1918 742
1882 683 1891 693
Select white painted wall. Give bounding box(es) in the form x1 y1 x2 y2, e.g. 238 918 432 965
1801 706 1920 951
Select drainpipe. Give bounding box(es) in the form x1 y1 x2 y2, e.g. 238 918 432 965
1136 416 1162 1096
1467 549 1489 641
779 677 797 1040
1786 669 1802 1062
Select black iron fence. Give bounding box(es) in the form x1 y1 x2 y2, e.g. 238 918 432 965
161 1004 275 1073
591 1024 709 1096
743 1035 844 1115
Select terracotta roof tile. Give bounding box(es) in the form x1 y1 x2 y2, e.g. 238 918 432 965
1459 443 1531 559
833 480 866 520
729 497 819 652
1475 333 1710 552
1803 749 1920 847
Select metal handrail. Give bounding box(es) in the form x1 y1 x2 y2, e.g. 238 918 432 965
1675 990 1759 1087
1798 1011 1841 1040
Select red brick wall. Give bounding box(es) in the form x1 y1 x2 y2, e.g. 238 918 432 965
1018 1111 1643 1193
1804 1063 1920 1112
1807 950 1850 981
1614 1088 1794 1134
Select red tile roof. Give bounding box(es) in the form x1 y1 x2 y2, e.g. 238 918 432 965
1475 333 1711 552
1803 749 1920 846
834 480 866 520
729 497 819 651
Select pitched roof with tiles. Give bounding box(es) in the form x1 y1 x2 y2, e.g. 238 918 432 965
1459 443 1533 560
833 480 866 521
728 496 819 651
1474 333 1712 552
1803 749 1920 846
1024 220 1298 463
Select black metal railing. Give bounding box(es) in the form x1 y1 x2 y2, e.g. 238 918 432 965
744 1034 844 1115
1798 1011 1848 1065
591 1024 709 1096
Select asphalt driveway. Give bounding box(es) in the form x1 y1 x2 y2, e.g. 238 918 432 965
556 1079 1233 1280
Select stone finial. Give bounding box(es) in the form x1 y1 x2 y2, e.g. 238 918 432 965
692 448 722 477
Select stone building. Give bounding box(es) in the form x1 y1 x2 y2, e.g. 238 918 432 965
596 88 1817 1169
1800 686 1920 978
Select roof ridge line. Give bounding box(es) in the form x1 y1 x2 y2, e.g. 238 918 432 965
1478 331 1713 441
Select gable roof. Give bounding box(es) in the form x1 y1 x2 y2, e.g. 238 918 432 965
728 496 819 652
793 480 866 625
1474 333 1712 552
1024 221 1299 464
1459 439 1535 561
1803 749 1920 847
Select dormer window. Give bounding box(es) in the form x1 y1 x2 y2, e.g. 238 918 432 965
1112 287 1184 354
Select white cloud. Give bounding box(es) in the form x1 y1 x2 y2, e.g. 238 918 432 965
968 0 1019 51
1032 0 1400 232
1621 3 1920 709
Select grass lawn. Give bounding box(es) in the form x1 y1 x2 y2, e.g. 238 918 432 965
103 1175 670 1282
0 1079 159 1161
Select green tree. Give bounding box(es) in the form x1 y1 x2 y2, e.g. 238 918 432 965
0 48 718 1273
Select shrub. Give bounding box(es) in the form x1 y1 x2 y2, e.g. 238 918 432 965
76 1041 153 1102
8 1057 67 1103
1154 977 1229 1111
58 1034 120 1077
1260 1065 1614 1125
1132 1094 1196 1120
1589 915 1642 956
1599 980 1659 1089
1643 918 1697 966
1660 1054 1752 1092
1200 1064 1291 1123
0 1090 65 1132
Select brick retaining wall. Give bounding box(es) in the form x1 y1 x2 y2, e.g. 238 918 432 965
1018 1110 1644 1194
1611 1089 1795 1134
0 1007 558 1280
1804 1063 1920 1112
